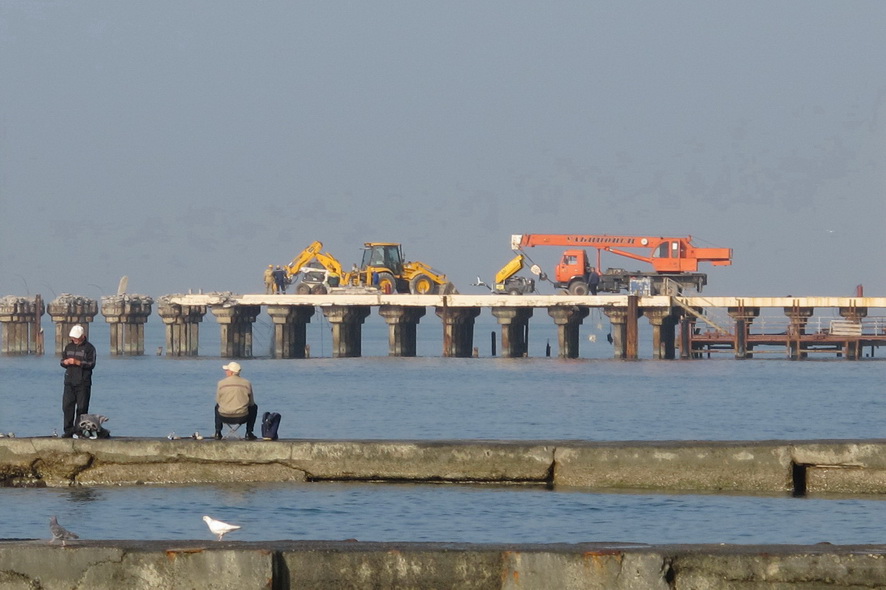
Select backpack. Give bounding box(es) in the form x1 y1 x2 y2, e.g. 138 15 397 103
261 412 281 441
77 413 111 439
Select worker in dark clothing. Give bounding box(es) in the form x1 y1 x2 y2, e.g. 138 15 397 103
60 325 97 438
588 267 601 295
273 265 287 294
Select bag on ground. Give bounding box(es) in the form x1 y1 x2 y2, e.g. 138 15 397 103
261 412 281 440
77 413 111 439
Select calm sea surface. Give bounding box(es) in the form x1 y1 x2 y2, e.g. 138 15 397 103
1 313 884 544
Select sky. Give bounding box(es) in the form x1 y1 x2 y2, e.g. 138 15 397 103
1 1 884 300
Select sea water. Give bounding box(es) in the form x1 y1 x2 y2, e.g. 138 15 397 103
1 312 884 544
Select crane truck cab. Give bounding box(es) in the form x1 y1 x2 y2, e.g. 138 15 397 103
556 250 595 295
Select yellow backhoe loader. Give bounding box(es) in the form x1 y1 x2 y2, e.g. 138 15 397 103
281 241 456 295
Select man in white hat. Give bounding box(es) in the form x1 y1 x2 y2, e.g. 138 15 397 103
60 325 97 438
214 361 258 440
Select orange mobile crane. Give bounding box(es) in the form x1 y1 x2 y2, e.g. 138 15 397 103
511 234 732 295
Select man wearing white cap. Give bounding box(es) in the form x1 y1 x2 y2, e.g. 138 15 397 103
214 361 258 440
60 325 97 438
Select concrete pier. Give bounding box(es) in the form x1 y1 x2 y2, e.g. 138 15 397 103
100 295 153 356
321 305 371 357
4 291 884 360
0 295 44 355
1 540 884 590
491 307 533 357
436 306 481 357
210 304 261 358
378 305 426 356
267 305 315 358
46 294 98 355
157 297 207 357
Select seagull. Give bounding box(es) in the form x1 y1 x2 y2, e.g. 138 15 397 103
203 515 241 541
49 516 79 546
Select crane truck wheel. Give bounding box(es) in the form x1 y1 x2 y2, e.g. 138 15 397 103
376 272 397 294
568 280 590 296
295 283 312 295
409 274 437 295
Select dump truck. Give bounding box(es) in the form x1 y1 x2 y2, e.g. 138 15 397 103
511 233 732 295
283 241 456 295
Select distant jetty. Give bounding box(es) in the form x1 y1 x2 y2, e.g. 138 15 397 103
1 292 884 360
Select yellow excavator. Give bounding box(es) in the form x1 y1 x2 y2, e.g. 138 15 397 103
283 241 456 295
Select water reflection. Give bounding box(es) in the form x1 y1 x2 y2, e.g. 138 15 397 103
64 487 104 504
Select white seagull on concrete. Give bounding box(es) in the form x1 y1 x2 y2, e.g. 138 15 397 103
49 516 79 546
203 515 241 541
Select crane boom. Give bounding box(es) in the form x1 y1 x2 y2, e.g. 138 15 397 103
511 234 731 273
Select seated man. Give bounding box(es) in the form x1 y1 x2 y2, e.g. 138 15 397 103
214 361 258 440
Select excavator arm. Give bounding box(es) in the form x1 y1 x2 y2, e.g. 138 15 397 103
284 241 346 279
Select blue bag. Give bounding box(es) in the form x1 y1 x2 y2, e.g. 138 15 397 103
261 412 281 441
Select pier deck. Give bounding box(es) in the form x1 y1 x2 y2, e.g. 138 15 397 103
2 293 885 359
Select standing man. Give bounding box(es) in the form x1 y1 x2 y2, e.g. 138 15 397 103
60 325 97 438
214 361 258 440
273 265 287 294
263 264 275 294
588 267 601 295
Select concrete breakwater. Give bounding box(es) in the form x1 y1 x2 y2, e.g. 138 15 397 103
2 438 886 495
1 539 885 589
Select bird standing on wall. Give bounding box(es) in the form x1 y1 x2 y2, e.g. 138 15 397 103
203 515 241 541
49 516 79 546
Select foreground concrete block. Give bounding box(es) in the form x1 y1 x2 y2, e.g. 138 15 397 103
3 541 885 589
553 441 794 493
671 545 886 589
288 440 555 483
0 542 273 590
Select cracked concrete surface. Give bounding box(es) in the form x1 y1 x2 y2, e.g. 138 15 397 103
2 438 886 494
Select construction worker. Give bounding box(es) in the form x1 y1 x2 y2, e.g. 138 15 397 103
273 265 287 294
263 265 275 294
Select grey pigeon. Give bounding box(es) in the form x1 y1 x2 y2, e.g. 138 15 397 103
49 516 79 546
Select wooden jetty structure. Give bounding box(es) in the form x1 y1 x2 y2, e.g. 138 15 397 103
2 293 885 360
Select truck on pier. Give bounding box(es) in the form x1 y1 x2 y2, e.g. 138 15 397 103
283 241 456 295
511 233 732 295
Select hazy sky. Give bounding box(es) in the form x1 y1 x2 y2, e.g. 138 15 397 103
2 1 884 299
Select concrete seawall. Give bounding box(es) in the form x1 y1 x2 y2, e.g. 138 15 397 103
3 438 886 494
1 540 885 589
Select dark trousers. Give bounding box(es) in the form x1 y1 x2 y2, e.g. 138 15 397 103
215 404 258 435
63 382 91 436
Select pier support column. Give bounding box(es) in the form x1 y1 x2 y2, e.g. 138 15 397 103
838 305 867 360
321 305 371 358
100 295 153 356
379 306 426 357
157 300 206 357
644 308 678 360
604 308 628 359
727 306 760 360
435 307 481 358
47 295 98 355
0 295 44 355
783 305 814 360
267 305 315 359
211 305 262 358
679 316 697 360
547 306 590 359
491 307 534 358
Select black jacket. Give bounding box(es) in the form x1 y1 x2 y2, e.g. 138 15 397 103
61 339 97 385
